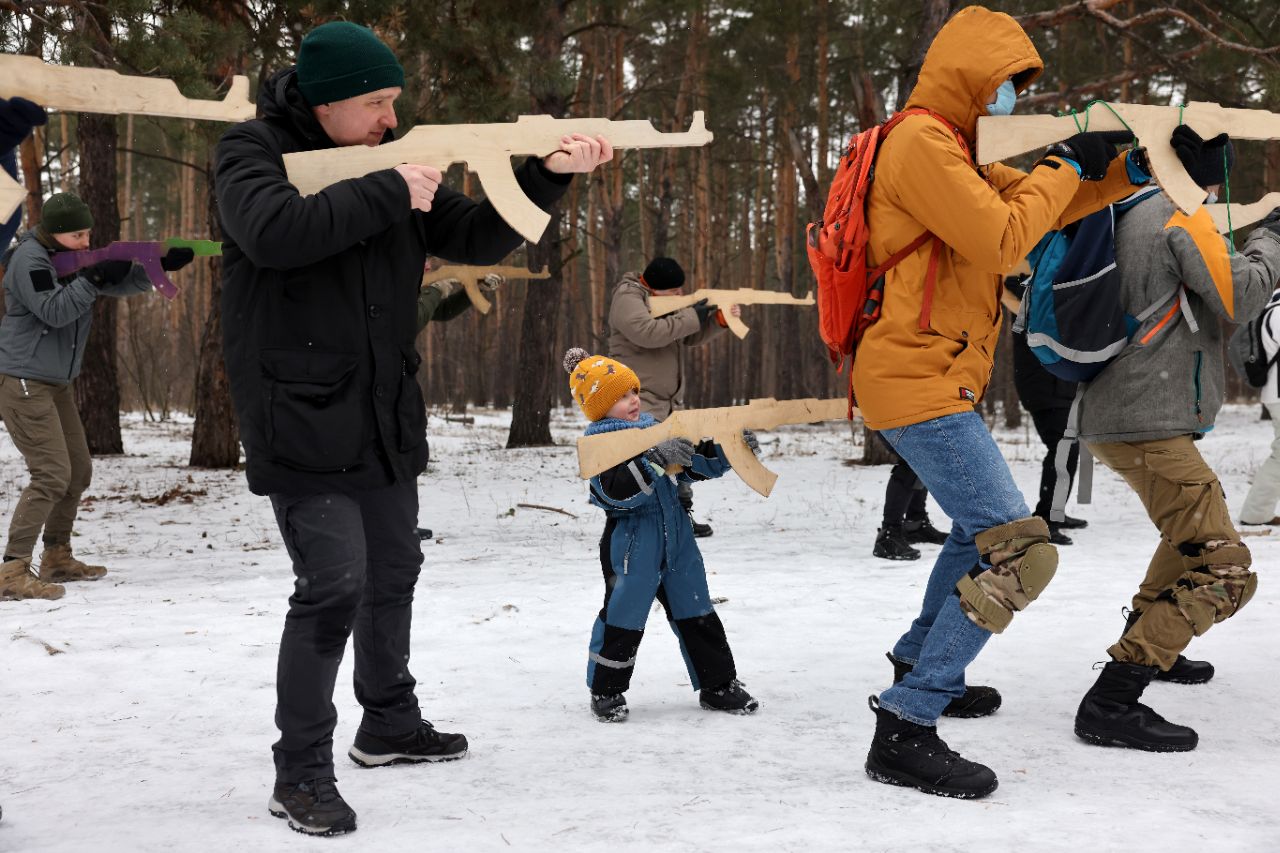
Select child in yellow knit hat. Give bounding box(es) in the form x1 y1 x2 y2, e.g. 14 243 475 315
564 347 759 722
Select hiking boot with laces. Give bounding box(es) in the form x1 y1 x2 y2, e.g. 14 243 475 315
873 525 920 561
38 544 107 583
886 652 1002 718
699 679 759 714
864 697 998 799
1 557 65 601
1122 608 1214 684
902 516 949 545
1074 661 1198 752
268 777 356 836
591 692 629 722
348 720 468 767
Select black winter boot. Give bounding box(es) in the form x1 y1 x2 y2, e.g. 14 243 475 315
689 516 714 538
1122 609 1214 684
1074 661 1198 752
887 652 1002 718
268 778 357 836
1046 522 1073 546
873 525 921 560
902 515 949 545
700 679 759 714
864 697 998 799
591 692 629 722
348 720 468 767
1058 514 1089 530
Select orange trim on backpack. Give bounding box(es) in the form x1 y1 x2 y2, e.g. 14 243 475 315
918 238 944 331
1140 299 1182 345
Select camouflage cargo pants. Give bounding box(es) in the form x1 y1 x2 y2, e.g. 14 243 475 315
1088 436 1255 670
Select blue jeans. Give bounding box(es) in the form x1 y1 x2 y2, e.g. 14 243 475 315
877 411 1030 725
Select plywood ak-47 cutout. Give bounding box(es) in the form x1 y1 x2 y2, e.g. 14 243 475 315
0 54 255 220
648 288 816 339
978 101 1280 233
284 112 714 243
422 264 550 315
576 397 853 498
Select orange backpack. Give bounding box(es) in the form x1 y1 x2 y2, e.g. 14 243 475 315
806 109 969 396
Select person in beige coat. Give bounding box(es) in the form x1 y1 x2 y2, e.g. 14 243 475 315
607 256 735 536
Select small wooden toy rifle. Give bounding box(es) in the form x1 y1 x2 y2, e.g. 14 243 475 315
0 54 254 220
978 101 1280 232
283 112 714 243
421 264 550 314
576 397 850 497
51 238 221 299
648 288 816 339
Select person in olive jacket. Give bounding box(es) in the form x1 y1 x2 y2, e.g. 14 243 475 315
214 21 612 837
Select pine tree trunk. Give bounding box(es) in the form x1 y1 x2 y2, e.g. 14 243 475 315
74 112 124 455
189 158 239 467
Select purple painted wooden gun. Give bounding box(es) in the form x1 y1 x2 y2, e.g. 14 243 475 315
50 239 220 299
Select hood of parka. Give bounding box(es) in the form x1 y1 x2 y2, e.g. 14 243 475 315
904 5 1044 140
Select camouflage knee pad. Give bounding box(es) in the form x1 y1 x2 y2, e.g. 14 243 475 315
955 516 1059 634
1167 539 1257 636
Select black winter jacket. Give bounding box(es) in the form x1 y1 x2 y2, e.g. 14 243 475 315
215 68 569 495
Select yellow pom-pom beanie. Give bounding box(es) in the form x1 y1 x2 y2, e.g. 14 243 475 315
563 347 640 421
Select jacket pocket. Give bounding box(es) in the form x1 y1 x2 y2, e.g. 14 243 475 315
260 348 364 471
395 344 426 452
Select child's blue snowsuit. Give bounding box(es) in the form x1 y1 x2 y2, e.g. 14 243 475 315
584 414 738 694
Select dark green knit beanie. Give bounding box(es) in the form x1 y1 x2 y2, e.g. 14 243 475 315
296 21 405 106
40 192 94 234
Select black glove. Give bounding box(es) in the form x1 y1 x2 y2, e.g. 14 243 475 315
647 437 695 469
1261 207 1280 238
1044 130 1133 181
160 247 195 271
83 259 134 288
0 97 47 152
691 298 715 325
742 429 761 456
1171 125 1234 187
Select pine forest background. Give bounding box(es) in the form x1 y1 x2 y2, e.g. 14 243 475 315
1 0 1278 466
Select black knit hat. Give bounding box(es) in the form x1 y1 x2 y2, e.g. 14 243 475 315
39 191 93 234
296 21 405 107
641 257 685 290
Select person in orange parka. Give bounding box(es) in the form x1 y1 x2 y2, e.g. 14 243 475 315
856 5 1155 799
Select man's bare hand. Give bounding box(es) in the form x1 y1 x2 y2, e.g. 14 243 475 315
395 164 442 212
542 133 614 175
480 273 505 293
728 304 742 318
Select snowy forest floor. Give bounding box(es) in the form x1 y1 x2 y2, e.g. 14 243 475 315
2 406 1279 852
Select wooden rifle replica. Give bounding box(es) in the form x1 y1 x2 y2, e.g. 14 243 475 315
284 112 714 243
0 54 255 220
648 288 816 339
422 264 550 314
576 397 850 497
50 238 221 299
978 101 1280 234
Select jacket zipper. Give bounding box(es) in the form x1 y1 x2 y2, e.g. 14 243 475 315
1193 350 1203 423
622 531 634 575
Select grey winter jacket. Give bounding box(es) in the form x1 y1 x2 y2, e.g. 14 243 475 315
607 272 725 420
0 230 151 385
1078 194 1280 443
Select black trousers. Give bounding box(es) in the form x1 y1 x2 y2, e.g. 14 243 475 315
1029 406 1080 519
269 478 424 783
878 431 928 526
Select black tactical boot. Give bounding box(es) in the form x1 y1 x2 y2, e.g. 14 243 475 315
864 697 998 799
887 652 1002 718
415 527 433 540
348 720 468 767
1058 514 1089 529
1122 609 1214 684
1074 661 1198 752
902 515 949 545
591 692 629 722
873 525 921 560
689 516 714 538
268 777 357 836
1046 522 1073 546
700 679 760 714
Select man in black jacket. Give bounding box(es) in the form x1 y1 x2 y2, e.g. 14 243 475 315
215 21 611 837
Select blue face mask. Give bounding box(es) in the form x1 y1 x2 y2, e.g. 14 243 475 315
986 80 1017 116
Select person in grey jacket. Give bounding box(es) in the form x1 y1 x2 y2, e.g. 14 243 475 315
607 257 737 536
0 192 183 601
1072 127 1280 753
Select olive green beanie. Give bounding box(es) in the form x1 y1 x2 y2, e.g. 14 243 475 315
40 192 93 234
296 21 405 107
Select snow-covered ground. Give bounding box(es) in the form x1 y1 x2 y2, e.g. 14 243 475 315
2 406 1279 852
